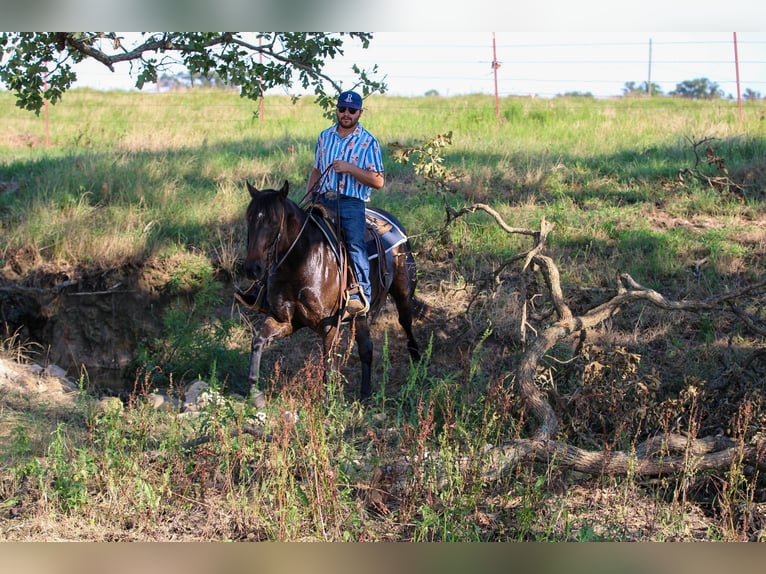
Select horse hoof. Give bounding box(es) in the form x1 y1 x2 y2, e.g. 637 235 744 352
252 389 267 408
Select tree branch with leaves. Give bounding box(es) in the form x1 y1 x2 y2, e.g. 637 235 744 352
0 32 386 115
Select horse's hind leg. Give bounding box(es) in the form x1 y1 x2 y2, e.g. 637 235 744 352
388 252 421 360
321 321 373 401
388 276 421 360
394 298 420 361
248 317 293 407
354 318 374 400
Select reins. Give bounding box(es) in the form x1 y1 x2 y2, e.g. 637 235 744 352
297 164 353 335
257 166 335 275
263 171 346 300
252 167 353 346
298 164 333 208
298 163 350 306
269 202 309 272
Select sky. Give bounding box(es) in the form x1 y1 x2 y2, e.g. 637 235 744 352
67 31 766 100
4 0 766 100
5 0 766 34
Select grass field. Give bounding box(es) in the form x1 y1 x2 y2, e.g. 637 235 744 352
1 88 765 541
2 89 764 283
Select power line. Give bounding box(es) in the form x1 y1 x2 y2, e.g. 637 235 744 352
37 35 766 99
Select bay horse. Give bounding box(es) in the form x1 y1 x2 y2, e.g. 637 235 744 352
240 180 424 406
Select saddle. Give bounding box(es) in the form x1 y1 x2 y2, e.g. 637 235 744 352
308 206 408 294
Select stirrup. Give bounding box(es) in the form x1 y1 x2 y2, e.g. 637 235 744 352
344 284 369 305
341 289 370 321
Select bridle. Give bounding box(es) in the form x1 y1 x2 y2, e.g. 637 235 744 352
252 187 345 283
251 198 307 280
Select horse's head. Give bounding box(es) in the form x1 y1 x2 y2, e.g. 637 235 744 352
243 181 290 280
247 180 289 200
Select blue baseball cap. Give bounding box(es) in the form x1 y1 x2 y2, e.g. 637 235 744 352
337 90 363 110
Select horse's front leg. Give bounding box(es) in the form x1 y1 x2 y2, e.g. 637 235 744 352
319 319 372 401
353 316 374 400
249 316 293 407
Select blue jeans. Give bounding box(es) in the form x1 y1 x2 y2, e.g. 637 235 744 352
317 195 370 302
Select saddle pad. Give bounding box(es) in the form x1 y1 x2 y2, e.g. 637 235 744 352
307 206 408 262
365 209 408 260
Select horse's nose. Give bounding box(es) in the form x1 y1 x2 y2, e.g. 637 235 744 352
243 260 263 280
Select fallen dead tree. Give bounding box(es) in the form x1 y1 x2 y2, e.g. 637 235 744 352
396 203 766 488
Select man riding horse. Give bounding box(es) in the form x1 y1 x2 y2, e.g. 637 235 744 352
305 89 383 320
238 90 384 321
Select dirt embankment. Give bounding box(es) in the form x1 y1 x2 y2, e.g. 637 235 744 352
1 255 195 387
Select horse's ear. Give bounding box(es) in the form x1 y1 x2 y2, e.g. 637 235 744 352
279 180 289 198
246 181 259 198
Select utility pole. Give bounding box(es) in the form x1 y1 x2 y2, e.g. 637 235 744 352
492 33 500 121
647 38 653 97
43 63 50 147
733 32 742 122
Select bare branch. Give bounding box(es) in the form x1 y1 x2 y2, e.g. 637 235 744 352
446 202 537 236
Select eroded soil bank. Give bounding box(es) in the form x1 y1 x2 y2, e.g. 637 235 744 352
1 255 205 388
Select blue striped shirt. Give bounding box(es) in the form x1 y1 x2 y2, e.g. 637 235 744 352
313 122 384 201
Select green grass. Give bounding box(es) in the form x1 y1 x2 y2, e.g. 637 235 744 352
2 89 764 276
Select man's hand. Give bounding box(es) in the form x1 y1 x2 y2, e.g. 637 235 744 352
332 160 384 189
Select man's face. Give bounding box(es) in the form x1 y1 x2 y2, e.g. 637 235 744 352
336 106 361 129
